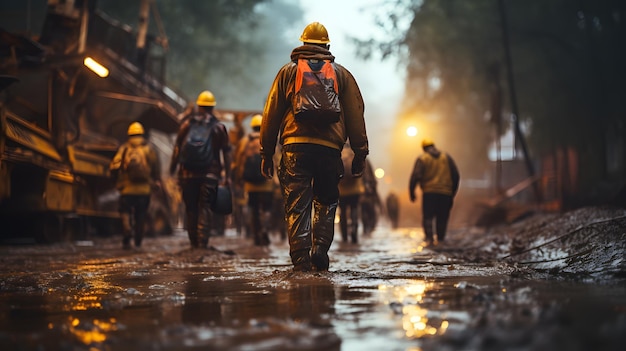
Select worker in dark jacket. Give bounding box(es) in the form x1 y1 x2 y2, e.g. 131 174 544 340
233 114 274 246
338 143 365 244
169 90 231 249
409 138 460 246
110 122 161 249
260 22 369 272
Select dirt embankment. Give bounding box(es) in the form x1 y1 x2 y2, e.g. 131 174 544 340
439 206 626 279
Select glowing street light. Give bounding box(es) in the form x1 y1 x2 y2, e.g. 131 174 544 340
374 168 385 179
84 57 109 78
406 126 418 137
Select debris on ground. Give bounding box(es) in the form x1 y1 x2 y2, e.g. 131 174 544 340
440 206 626 279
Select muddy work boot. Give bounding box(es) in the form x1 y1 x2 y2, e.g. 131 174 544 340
311 201 337 271
121 213 133 249
423 217 435 246
311 245 329 271
291 249 312 272
122 236 132 250
199 237 209 249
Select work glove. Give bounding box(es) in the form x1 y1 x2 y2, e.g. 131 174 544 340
261 156 274 179
351 156 365 177
222 177 231 187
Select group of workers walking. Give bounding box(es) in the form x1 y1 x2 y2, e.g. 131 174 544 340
109 22 460 271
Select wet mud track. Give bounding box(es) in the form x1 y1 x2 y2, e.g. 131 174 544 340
1 206 625 350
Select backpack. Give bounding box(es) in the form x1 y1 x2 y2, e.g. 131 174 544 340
293 59 341 125
181 116 216 171
123 144 151 183
242 134 266 184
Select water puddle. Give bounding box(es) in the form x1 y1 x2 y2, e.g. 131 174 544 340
1 219 625 350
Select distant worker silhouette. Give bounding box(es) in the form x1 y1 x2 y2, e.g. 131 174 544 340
386 191 400 229
338 143 365 244
233 114 273 246
109 122 161 249
409 138 460 245
360 159 382 235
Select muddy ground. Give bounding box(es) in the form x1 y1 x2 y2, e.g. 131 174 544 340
0 206 625 351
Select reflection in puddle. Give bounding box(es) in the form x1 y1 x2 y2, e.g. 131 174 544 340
378 280 449 338
67 317 118 345
71 294 102 311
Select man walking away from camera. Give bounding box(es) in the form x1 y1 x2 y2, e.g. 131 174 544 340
260 22 369 272
409 138 460 246
233 114 273 246
170 90 231 249
110 121 161 249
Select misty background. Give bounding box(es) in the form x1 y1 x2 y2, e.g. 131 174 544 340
1 0 624 211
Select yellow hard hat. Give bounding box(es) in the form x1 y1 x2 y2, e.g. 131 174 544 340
299 22 330 44
196 90 216 106
250 114 262 128
421 138 435 148
127 122 144 136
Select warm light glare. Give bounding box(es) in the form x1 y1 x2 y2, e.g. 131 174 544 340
84 57 109 77
374 168 385 179
406 126 418 137
378 281 450 339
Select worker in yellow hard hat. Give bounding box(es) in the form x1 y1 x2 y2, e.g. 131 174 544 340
260 22 369 271
109 121 161 249
232 114 274 246
409 138 460 246
196 90 216 107
169 90 232 249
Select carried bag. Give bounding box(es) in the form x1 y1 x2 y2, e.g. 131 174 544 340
123 144 151 183
211 185 233 215
293 59 341 125
181 116 217 171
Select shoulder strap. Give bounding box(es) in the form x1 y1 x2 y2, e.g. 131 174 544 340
121 144 130 160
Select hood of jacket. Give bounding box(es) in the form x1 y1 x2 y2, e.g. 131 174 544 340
290 44 335 62
128 135 147 147
426 147 441 159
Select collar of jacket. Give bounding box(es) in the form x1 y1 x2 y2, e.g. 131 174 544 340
249 131 260 140
426 147 442 158
290 44 335 62
192 111 215 123
128 135 146 146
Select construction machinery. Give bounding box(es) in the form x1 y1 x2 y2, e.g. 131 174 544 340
0 1 187 242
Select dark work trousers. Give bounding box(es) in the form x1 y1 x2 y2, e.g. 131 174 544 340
278 144 342 269
248 191 273 246
339 194 360 243
360 194 378 236
181 177 218 248
119 194 150 247
422 192 453 242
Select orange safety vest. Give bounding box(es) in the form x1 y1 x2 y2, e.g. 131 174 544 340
295 59 339 95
